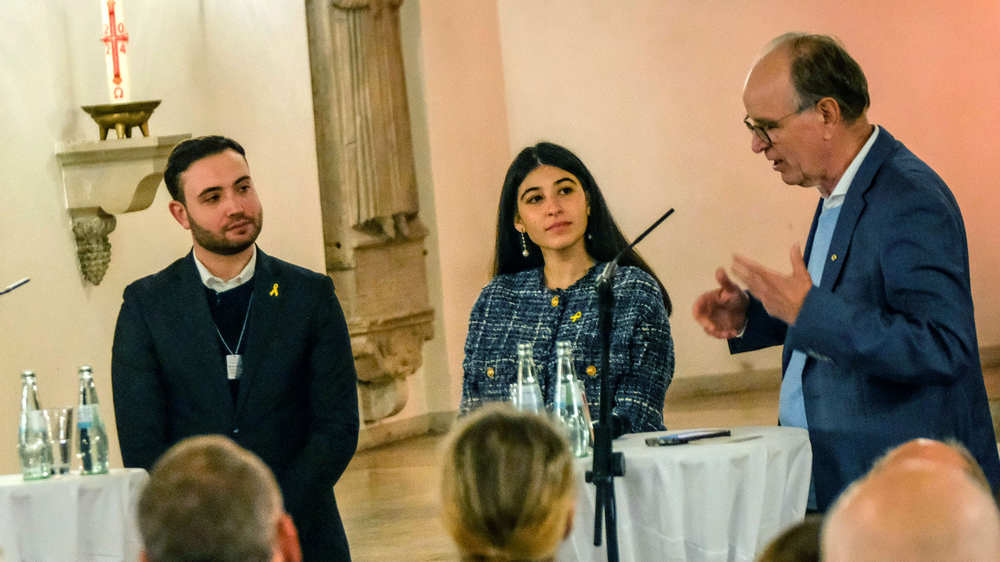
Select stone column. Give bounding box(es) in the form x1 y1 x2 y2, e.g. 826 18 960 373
305 0 433 424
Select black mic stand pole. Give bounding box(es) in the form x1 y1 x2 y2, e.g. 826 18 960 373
585 208 673 562
0 277 29 296
586 266 624 561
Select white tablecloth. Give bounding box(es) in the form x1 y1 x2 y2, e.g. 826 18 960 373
560 426 812 562
0 468 148 562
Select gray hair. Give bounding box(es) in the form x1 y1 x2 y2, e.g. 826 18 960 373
767 33 870 122
138 435 283 562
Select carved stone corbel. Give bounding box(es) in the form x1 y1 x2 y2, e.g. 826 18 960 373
55 134 190 285
70 208 117 285
352 309 434 422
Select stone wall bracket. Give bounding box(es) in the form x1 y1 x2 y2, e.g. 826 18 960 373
351 308 435 423
55 134 190 285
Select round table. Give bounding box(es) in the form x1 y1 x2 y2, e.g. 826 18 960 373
560 426 812 562
0 468 148 561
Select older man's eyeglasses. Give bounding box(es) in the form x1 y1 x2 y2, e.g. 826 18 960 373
743 108 806 146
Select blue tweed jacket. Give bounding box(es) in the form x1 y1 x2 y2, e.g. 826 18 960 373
461 263 673 432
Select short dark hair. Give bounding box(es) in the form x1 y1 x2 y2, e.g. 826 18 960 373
757 516 821 562
775 33 870 123
138 435 283 562
494 142 672 315
164 135 247 203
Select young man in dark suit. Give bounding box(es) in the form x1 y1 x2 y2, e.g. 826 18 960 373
112 135 359 561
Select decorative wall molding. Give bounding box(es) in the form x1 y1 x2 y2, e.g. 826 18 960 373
352 309 434 422
55 134 190 285
69 209 117 285
357 410 454 451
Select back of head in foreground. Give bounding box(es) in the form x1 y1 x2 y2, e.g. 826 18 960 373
821 460 1000 561
138 435 300 562
441 406 577 561
756 515 821 562
869 437 991 490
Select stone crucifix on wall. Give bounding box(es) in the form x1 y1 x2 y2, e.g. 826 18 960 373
305 0 433 425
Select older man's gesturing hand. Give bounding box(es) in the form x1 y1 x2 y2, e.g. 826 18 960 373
692 267 751 339
731 244 813 326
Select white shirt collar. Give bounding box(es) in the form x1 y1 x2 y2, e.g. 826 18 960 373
823 125 879 210
193 246 257 292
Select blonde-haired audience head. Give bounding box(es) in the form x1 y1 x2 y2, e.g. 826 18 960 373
441 405 576 561
822 447 1000 561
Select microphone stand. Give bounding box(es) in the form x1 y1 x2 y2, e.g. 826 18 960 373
0 277 29 296
586 208 673 562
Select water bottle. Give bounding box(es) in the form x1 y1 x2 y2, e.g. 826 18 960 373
18 370 53 480
551 342 592 457
76 365 109 474
514 343 545 413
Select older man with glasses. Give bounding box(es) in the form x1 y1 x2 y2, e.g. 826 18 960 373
693 32 1000 512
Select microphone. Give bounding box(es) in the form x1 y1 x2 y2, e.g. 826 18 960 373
0 277 29 296
596 208 674 287
593 207 674 441
589 208 674 558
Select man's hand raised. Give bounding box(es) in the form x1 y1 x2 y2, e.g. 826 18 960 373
693 267 751 339
731 244 812 326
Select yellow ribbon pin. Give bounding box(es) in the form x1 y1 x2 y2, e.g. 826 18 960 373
570 311 582 323
269 283 279 297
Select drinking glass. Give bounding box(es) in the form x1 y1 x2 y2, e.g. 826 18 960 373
45 407 73 475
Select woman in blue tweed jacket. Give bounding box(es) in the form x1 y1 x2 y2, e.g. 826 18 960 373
461 142 674 434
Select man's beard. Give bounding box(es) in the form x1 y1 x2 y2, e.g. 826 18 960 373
188 212 263 256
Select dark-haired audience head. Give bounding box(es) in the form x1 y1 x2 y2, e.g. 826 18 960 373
822 456 1000 561
138 435 301 562
756 516 821 562
440 405 576 561
493 141 671 314
164 135 247 204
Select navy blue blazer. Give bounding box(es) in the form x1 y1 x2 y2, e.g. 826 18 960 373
112 249 359 561
730 128 1000 511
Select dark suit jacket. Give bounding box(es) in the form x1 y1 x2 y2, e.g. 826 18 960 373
112 248 359 561
731 128 1000 511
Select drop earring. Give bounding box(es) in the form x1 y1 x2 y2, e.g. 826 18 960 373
520 231 530 257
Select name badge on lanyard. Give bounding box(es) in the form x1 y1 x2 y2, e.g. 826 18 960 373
216 293 254 382
226 354 244 380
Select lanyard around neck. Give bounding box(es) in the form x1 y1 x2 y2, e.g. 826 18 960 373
214 292 254 355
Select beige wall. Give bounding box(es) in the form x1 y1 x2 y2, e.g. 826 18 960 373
0 1 329 474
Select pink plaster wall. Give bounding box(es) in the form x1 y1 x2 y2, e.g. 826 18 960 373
494 0 1000 377
409 1 513 407
411 0 1000 394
